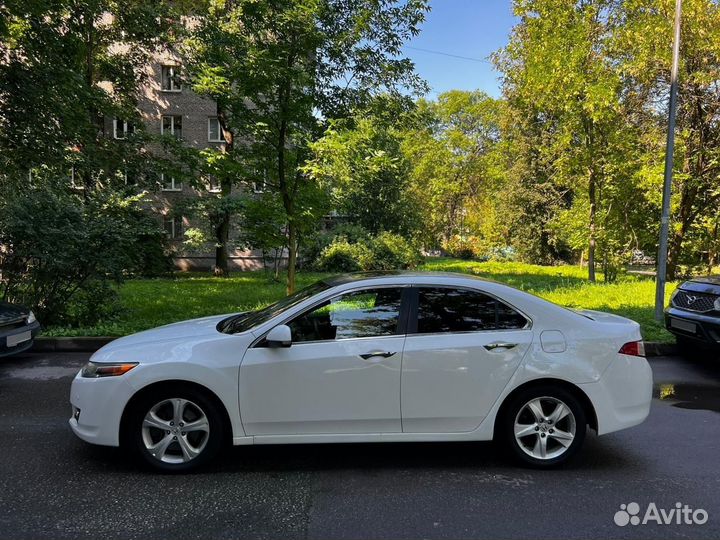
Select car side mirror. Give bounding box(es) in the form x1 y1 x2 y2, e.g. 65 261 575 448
266 324 292 348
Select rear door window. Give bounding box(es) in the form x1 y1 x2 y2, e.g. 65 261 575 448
415 287 528 334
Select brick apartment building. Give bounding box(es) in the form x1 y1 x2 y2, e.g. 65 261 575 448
109 51 268 271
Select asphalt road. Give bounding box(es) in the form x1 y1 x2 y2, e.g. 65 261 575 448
1 351 719 540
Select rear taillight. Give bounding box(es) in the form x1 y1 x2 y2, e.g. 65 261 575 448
619 340 645 357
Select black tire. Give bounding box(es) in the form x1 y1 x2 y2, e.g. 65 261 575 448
124 384 225 473
499 385 587 468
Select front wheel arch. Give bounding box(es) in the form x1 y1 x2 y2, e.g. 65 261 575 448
493 377 598 440
119 380 233 450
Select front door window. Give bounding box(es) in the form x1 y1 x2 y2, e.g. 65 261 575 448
288 287 404 342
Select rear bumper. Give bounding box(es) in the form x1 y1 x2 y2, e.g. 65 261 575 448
580 354 653 435
665 307 720 348
0 321 41 358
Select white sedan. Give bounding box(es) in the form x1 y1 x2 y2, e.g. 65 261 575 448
69 271 652 471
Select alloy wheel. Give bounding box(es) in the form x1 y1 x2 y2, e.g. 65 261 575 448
141 398 210 464
513 396 576 460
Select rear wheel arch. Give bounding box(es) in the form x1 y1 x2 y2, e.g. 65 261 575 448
119 380 233 449
493 378 598 439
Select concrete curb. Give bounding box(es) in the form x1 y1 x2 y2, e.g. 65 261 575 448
643 341 679 357
32 337 117 353
31 336 678 357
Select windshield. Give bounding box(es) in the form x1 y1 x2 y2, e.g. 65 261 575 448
218 280 331 334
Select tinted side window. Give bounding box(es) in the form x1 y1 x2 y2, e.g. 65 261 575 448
416 287 527 333
288 288 403 342
497 301 529 330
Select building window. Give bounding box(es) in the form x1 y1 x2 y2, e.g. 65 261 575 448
161 65 181 92
253 170 267 193
160 173 182 192
208 117 224 142
207 175 221 193
163 215 183 239
113 118 134 139
161 115 182 139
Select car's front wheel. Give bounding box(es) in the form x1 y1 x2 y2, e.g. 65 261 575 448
500 386 586 468
125 386 225 472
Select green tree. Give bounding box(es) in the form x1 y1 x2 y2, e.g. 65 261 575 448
612 0 720 278
402 90 504 250
185 0 428 292
495 0 639 280
0 0 178 192
305 112 419 236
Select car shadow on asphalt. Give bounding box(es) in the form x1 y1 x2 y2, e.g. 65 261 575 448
75 432 637 476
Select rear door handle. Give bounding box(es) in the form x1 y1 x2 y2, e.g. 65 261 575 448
359 351 397 360
484 342 518 351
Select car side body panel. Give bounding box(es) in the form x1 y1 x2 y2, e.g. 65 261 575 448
69 273 652 449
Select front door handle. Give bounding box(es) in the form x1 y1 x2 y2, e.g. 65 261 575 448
359 351 397 360
484 342 518 351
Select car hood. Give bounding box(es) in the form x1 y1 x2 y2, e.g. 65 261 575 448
97 313 236 354
680 276 720 295
0 302 29 325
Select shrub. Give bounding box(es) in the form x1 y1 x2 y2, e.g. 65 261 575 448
483 246 518 262
443 235 482 260
64 280 122 327
367 232 422 270
304 223 371 268
0 187 169 326
315 238 372 272
314 231 421 272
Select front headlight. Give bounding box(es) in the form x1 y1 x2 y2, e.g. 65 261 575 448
81 361 138 378
715 296 720 311
27 311 36 324
669 288 680 306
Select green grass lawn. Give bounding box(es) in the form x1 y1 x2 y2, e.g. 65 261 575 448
46 258 676 342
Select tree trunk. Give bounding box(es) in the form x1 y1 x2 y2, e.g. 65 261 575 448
80 9 99 199
213 110 234 277
214 215 230 276
286 223 297 294
666 186 694 280
276 72 297 294
277 125 296 293
588 169 597 283
708 221 718 274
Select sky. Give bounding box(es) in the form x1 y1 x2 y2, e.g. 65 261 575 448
402 1 518 98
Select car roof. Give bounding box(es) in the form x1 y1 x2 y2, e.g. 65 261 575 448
321 270 495 286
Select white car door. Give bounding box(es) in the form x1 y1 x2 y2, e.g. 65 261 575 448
239 286 408 436
401 286 533 433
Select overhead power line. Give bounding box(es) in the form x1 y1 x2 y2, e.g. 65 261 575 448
404 45 492 64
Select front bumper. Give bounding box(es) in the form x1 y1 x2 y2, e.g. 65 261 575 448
69 372 136 447
665 307 720 348
0 321 41 358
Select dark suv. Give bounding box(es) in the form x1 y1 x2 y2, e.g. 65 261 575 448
665 276 720 349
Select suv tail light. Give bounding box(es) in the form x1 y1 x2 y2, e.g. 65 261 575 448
618 340 645 357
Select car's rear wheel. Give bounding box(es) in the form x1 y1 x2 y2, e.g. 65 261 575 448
126 386 224 472
500 386 586 468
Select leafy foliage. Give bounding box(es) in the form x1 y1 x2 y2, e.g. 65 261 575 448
315 232 421 272
305 113 420 236
0 187 170 326
184 0 429 290
0 0 179 192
